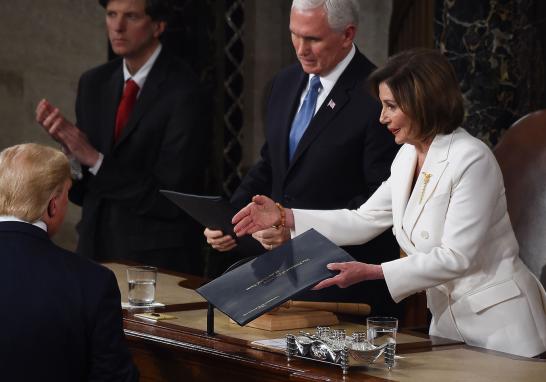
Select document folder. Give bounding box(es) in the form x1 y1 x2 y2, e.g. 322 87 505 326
160 190 264 255
196 229 355 326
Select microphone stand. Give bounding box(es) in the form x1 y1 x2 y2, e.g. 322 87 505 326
206 256 257 336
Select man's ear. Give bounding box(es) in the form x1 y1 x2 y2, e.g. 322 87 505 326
153 21 166 38
47 197 56 219
341 24 356 48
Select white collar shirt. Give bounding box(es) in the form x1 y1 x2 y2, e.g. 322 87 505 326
0 215 47 232
296 44 356 116
122 43 162 97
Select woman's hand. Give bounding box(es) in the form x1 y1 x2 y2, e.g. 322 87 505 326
313 261 384 290
204 228 237 252
252 227 291 251
232 195 280 236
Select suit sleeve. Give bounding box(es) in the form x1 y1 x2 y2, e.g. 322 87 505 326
293 176 394 243
230 142 273 209
88 270 139 382
68 75 92 207
71 74 209 220
230 80 275 209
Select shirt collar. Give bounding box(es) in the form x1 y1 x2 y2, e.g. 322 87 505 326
0 216 47 232
123 44 162 90
314 44 356 96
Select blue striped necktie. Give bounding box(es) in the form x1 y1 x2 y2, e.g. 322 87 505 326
288 75 322 160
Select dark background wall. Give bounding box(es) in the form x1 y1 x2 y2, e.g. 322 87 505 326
435 0 545 146
0 0 544 257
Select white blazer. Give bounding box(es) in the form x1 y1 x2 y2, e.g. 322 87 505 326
293 128 546 357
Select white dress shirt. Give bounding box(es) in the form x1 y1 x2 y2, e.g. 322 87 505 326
0 216 47 232
294 44 356 117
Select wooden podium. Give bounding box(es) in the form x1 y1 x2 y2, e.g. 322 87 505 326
241 307 339 330
230 301 371 331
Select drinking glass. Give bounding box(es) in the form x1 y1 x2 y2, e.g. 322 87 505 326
127 266 157 306
366 316 398 369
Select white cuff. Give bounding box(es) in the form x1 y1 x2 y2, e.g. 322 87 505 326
88 152 104 175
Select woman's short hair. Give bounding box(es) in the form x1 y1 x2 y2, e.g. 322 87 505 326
368 48 464 139
0 143 70 222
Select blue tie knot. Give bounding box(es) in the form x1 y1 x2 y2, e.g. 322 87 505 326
309 75 322 92
288 76 323 161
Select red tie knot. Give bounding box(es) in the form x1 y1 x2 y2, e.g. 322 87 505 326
124 79 139 98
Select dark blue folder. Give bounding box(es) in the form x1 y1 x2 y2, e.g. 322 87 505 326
196 229 355 325
160 190 265 256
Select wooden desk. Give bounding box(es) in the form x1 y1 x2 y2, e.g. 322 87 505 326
105 263 546 382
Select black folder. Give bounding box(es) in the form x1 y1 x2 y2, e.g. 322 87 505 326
196 229 355 326
160 190 264 256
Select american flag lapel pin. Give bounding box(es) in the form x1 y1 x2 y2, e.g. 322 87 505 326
327 99 336 109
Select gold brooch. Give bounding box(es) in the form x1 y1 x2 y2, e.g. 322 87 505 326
419 172 432 204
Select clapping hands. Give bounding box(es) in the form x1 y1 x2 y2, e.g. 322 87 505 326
36 99 99 167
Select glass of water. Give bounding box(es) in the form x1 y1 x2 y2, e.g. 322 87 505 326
366 316 398 369
127 266 157 306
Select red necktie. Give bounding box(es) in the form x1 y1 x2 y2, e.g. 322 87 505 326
114 79 139 142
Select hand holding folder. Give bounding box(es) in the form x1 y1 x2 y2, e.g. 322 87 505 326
160 190 264 256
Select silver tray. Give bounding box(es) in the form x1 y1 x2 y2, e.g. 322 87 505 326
286 332 389 375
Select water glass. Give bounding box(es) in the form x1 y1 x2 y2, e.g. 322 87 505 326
127 266 157 306
367 316 398 369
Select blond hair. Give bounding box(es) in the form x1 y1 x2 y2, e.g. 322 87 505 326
0 143 70 222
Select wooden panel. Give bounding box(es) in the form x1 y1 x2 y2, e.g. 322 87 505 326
108 262 545 380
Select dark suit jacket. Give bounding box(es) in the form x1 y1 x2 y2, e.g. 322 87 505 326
70 48 209 273
0 221 138 382
231 50 401 315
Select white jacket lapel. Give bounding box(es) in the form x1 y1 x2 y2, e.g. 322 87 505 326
390 146 417 252
403 132 454 236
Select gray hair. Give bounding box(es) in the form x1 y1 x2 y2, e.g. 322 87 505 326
292 0 360 31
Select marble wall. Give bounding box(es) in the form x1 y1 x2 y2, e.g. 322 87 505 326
435 0 545 146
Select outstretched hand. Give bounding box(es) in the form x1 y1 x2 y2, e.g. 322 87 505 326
312 261 384 290
232 195 279 237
